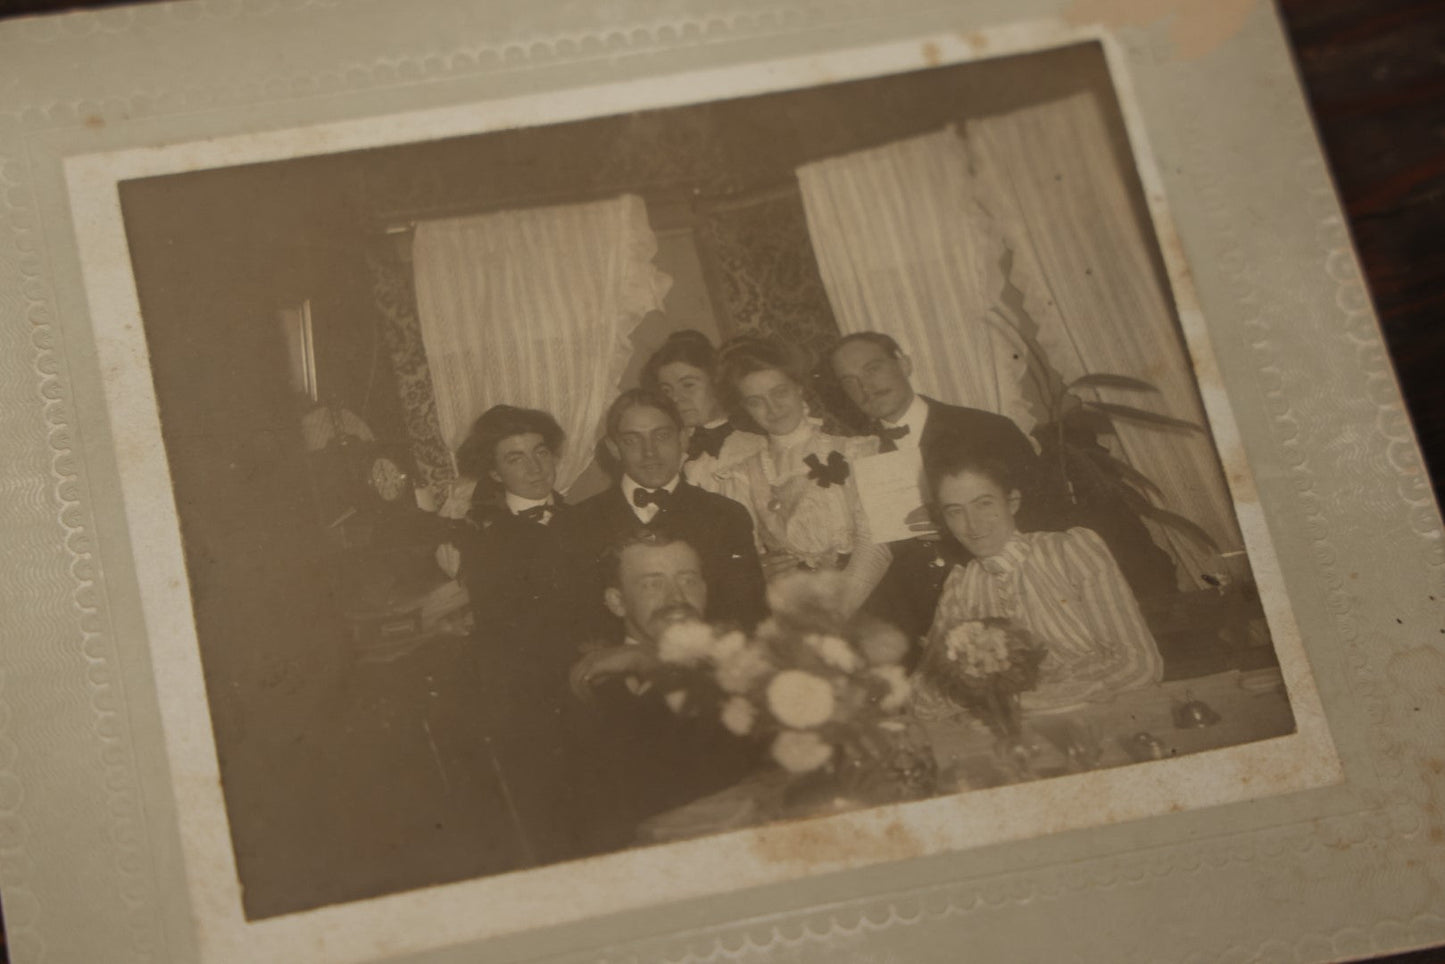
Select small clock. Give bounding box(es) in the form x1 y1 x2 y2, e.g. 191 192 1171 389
368 455 409 502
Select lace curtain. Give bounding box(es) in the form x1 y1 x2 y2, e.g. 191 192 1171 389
797 113 1241 587
795 127 1036 439
964 92 1242 582
410 195 673 493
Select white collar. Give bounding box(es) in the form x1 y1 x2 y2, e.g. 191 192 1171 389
769 415 820 452
621 473 681 501
504 491 554 515
702 416 729 429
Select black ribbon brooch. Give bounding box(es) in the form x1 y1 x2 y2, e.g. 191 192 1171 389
804 451 850 488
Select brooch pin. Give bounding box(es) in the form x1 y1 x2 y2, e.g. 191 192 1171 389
804 451 850 488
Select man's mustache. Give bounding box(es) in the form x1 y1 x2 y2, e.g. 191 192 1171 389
653 603 704 623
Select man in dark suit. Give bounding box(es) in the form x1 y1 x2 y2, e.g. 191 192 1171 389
827 332 1072 641
567 527 761 855
451 404 587 867
456 405 580 645
558 388 767 637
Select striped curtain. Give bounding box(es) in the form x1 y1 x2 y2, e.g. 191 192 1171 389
964 92 1243 582
797 115 1242 588
795 126 1036 440
410 195 672 493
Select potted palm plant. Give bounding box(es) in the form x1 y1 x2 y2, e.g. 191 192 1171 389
984 266 1219 598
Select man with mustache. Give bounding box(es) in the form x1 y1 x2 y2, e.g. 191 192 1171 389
568 527 760 855
828 332 1071 642
559 388 767 638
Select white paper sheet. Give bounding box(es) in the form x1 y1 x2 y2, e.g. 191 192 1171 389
853 448 928 544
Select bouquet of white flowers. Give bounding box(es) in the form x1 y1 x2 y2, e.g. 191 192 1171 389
916 617 1046 739
644 571 934 803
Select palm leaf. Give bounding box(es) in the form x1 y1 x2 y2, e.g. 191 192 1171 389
1113 487 1220 551
1113 485 1156 513
1083 401 1203 433
1136 505 1221 552
1060 444 1116 495
1077 448 1165 500
1066 373 1160 394
1058 407 1115 437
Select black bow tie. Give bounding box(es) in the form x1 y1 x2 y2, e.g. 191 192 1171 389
632 487 672 510
876 423 911 453
687 422 734 461
518 505 551 524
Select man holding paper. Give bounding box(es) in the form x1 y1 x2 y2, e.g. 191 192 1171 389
828 332 1069 641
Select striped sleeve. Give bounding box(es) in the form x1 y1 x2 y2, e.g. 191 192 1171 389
1056 528 1164 690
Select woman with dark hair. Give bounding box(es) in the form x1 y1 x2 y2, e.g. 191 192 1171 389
920 437 1164 711
640 329 762 493
452 404 585 866
712 336 889 613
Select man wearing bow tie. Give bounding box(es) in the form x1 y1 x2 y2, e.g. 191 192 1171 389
828 332 1070 641
686 419 733 463
453 403 586 866
559 388 768 640
458 405 577 635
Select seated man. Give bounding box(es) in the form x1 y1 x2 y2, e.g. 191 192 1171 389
827 331 1072 642
558 388 767 637
568 527 761 855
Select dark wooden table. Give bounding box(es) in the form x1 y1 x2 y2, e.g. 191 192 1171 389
0 0 1440 961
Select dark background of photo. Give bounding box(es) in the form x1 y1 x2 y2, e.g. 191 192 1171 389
0 0 1440 959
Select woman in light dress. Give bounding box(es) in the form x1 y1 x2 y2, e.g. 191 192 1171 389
712 337 890 615
921 437 1164 711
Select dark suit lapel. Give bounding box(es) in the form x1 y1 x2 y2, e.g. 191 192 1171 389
667 479 701 513
603 483 641 532
918 395 944 452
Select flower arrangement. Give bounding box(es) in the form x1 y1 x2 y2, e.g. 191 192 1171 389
916 618 1046 738
646 571 933 802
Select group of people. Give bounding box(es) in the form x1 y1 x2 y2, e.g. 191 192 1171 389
447 328 1164 867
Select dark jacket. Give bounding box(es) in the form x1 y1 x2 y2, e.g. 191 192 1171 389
571 674 761 855
457 494 588 866
916 396 1068 531
461 496 583 651
866 396 1073 642
557 480 768 638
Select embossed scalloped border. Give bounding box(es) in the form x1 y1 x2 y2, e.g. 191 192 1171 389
0 106 164 961
2 1 1441 962
0 1 860 130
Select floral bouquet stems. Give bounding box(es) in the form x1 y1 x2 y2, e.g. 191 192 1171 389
917 618 1045 746
643 570 937 807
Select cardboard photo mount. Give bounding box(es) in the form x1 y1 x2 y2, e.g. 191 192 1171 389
0 1 1440 962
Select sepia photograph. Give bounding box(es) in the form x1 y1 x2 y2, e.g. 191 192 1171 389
13 0 1445 959
101 33 1322 935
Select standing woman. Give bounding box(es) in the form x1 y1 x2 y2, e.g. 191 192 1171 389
713 337 890 614
640 329 763 494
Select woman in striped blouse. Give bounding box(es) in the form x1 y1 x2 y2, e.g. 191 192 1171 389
922 440 1164 711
